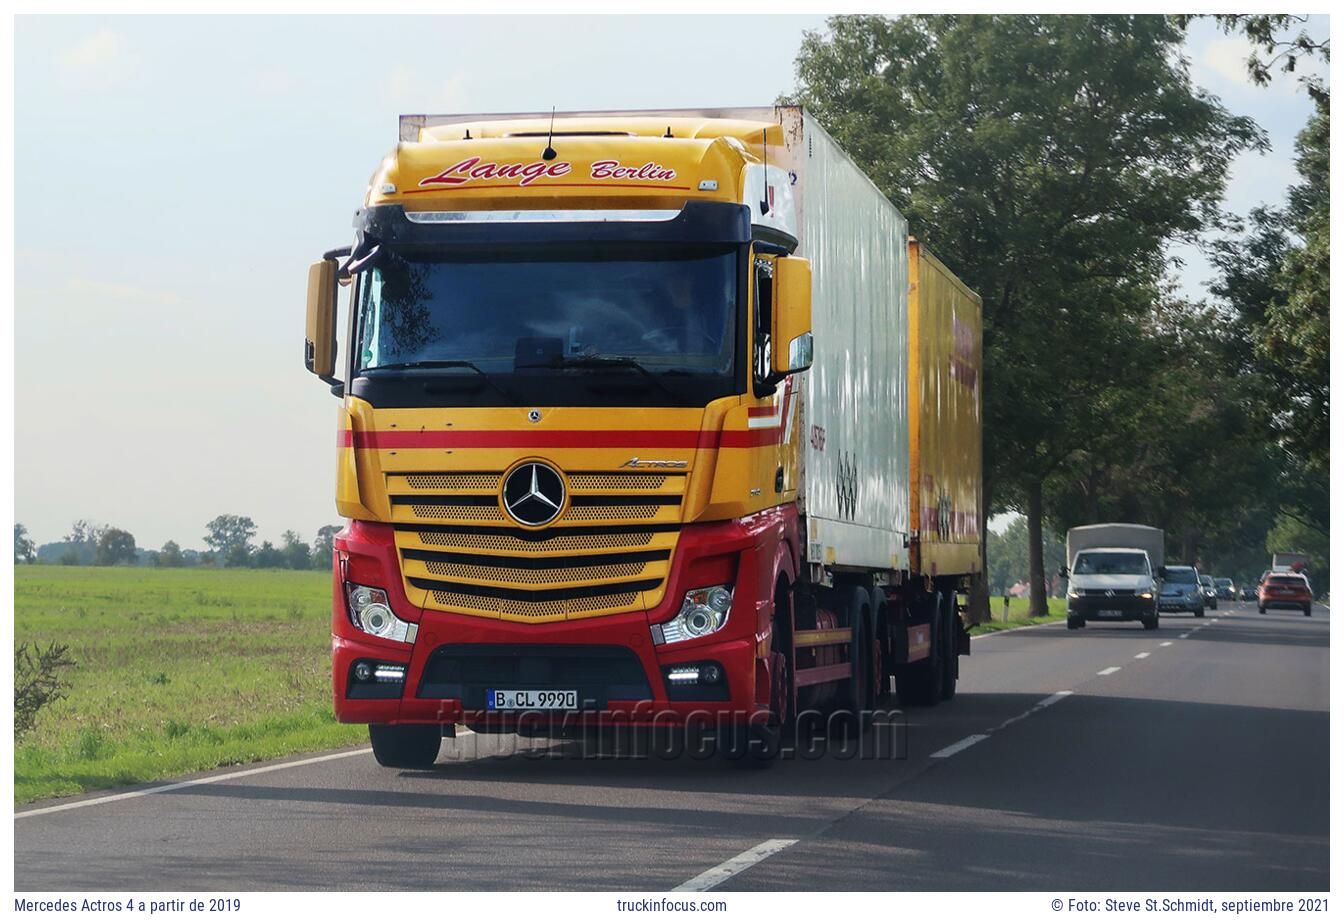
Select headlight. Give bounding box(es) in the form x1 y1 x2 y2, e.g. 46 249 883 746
1138 591 1153 600
1067 588 1080 599
655 584 733 644
346 583 418 644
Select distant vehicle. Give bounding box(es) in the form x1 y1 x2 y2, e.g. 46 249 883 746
1271 552 1309 574
1215 577 1235 600
1159 566 1205 617
1062 524 1164 631
1199 574 1219 610
1240 584 1257 601
1259 573 1313 616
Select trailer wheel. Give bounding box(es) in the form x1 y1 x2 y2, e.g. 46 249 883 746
896 592 944 708
939 590 959 701
369 724 441 769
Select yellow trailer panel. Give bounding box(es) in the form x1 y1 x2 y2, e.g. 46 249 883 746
908 238 983 578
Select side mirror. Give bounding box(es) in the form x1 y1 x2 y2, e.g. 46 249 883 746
1157 566 1168 579
305 257 339 383
1057 566 1068 579
770 256 813 377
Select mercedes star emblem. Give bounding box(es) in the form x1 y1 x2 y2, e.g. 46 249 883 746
501 461 566 527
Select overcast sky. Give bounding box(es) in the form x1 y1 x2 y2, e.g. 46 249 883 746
13 14 1329 549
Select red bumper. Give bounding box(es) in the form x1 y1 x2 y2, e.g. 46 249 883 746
331 509 797 728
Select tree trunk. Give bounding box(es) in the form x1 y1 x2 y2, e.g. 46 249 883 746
965 477 994 624
1026 477 1048 618
1182 532 1199 566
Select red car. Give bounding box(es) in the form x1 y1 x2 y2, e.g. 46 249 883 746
1258 573 1313 616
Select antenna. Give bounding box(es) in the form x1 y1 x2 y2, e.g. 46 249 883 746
759 128 771 215
542 107 558 161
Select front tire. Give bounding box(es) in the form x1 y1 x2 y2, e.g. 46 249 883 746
369 724 441 769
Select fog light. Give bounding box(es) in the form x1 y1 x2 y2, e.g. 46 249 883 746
353 662 373 682
702 663 723 684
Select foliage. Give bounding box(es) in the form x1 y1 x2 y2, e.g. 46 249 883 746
1266 513 1329 594
204 514 258 565
15 641 75 742
987 517 1064 595
157 540 184 567
312 524 341 570
15 523 36 564
1174 15 1329 102
252 540 286 569
94 527 138 566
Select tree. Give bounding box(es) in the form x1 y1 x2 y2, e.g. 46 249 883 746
252 540 285 569
14 524 36 564
311 524 341 570
788 14 1262 615
156 540 184 568
15 641 75 742
94 528 138 566
1174 15 1329 102
204 515 257 565
281 530 312 570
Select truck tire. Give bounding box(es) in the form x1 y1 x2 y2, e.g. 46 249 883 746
896 592 944 708
830 585 876 738
939 591 958 701
369 724 441 769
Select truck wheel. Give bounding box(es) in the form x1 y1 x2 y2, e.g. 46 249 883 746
369 724 441 769
896 593 944 708
831 586 877 738
939 592 959 701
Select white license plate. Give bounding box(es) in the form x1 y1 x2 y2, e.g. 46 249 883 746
1097 609 1124 618
487 689 577 711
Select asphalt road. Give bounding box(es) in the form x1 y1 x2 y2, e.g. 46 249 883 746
15 601 1329 891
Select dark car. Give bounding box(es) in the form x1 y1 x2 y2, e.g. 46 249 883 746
1240 584 1257 600
1199 574 1219 610
1159 566 1205 617
1259 573 1313 616
1215 577 1235 600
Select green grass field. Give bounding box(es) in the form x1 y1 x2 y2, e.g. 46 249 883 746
967 596 1067 634
13 566 363 804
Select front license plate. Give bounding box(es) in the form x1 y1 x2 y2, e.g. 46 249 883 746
1097 609 1124 618
487 689 578 711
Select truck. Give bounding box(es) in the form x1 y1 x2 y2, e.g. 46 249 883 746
303 106 983 767
1062 524 1165 630
1271 552 1310 574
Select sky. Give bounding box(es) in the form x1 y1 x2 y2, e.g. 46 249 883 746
12 14 1330 550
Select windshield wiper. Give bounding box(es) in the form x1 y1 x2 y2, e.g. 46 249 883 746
528 354 681 400
367 360 516 402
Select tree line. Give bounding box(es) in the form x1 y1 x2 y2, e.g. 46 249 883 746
787 14 1330 613
13 516 342 571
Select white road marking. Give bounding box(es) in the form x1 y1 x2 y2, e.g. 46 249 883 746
1179 633 1191 639
672 838 799 892
1037 690 1073 708
1097 666 1121 676
931 734 989 759
16 748 374 819
1160 641 1173 647
1134 652 1151 659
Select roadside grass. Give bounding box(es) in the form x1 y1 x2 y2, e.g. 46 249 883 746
968 596 1067 635
13 566 364 805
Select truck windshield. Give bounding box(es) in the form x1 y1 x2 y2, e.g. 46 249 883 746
355 247 737 382
1073 552 1149 575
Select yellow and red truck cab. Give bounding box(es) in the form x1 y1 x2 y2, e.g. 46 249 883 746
304 107 983 767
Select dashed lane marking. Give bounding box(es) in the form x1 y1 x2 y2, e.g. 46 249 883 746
1097 666 1122 676
672 838 800 892
930 734 990 759
1134 652 1151 659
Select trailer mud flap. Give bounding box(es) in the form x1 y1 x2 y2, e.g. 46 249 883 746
957 623 971 657
905 624 930 663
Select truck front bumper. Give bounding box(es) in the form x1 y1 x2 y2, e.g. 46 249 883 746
331 512 794 730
